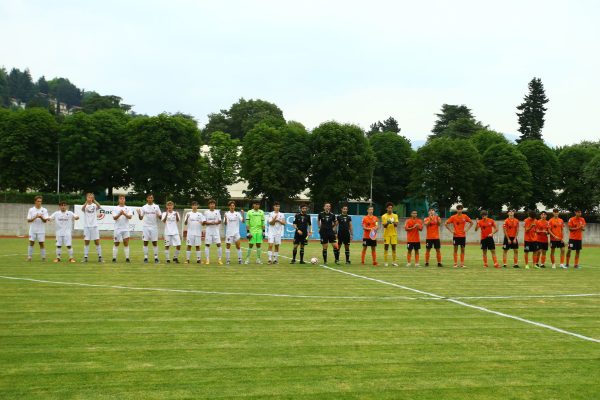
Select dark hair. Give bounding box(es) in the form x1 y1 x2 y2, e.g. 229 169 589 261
58 201 66 206
429 207 436 211
341 204 349 209
528 210 536 218
553 208 559 213
456 204 464 210
228 201 235 206
146 193 153 198
208 199 216 205
273 201 280 206
252 199 260 205
540 210 547 215
191 201 199 206
324 202 331 206
574 208 582 212
301 203 308 208
34 195 43 201
118 194 126 199
480 210 488 216
386 202 394 208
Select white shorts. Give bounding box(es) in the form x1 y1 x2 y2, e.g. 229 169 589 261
143 226 159 242
225 232 241 244
164 234 181 247
84 227 100 241
186 235 202 246
56 234 72 247
29 232 45 242
114 230 130 242
268 234 282 245
204 232 221 245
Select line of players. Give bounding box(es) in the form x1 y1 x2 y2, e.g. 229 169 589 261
26 195 587 269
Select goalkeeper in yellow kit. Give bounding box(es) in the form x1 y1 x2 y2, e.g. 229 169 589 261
381 202 399 266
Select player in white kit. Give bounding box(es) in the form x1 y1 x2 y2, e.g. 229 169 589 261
224 200 244 264
267 201 286 264
184 201 205 264
137 193 161 264
48 201 78 263
81 193 103 263
112 195 133 263
162 201 181 263
26 196 49 261
203 199 223 265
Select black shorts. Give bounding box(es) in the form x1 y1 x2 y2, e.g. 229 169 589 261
502 236 518 250
537 241 548 251
362 238 377 247
480 237 495 250
524 241 538 253
337 232 351 245
407 242 421 251
568 239 582 251
425 239 441 249
293 232 308 245
453 237 466 247
320 232 336 244
550 240 565 249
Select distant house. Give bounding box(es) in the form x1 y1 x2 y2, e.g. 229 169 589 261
9 97 26 109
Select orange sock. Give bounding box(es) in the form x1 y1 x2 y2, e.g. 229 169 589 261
575 255 579 265
436 251 442 263
483 254 488 266
560 254 565 264
453 252 458 265
361 248 366 263
415 253 420 264
533 254 539 264
407 252 412 263
503 253 507 265
425 250 430 263
460 252 465 265
551 254 555 264
371 249 377 263
514 253 518 265
492 254 498 265
541 254 546 264
566 253 571 265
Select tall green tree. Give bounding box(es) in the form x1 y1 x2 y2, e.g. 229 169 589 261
516 77 549 142
308 121 375 207
0 68 9 106
240 121 310 203
127 114 201 197
583 154 600 209
479 142 532 213
430 104 484 140
203 98 285 141
516 140 559 209
47 77 82 107
36 76 49 94
7 68 36 102
199 131 240 203
469 129 509 154
369 132 413 205
0 108 58 191
82 93 131 113
408 137 484 214
367 116 401 136
557 144 597 212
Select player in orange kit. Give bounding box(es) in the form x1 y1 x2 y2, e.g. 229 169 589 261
424 208 443 267
404 210 423 267
502 209 520 268
475 210 499 268
566 209 586 269
361 206 378 266
549 208 566 269
523 210 538 269
535 211 550 268
445 204 473 268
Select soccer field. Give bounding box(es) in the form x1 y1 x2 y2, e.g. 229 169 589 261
1 238 599 399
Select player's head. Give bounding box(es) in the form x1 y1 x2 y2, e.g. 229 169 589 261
208 199 216 210
58 201 67 211
455 204 464 213
428 207 436 216
227 200 235 211
367 206 374 215
118 194 126 206
34 195 42 207
146 193 154 204
528 210 536 219
300 203 308 214
553 208 559 217
540 210 547 219
574 208 582 217
480 210 488 218
386 202 393 213
252 200 260 210
86 193 94 203
341 204 349 214
273 201 280 212
166 200 174 210
324 202 331 212
508 209 515 218
410 210 417 218
191 200 199 211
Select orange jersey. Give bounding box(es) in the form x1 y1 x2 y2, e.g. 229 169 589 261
549 217 565 241
404 218 423 243
446 213 472 238
524 218 537 242
362 215 378 239
535 219 550 243
503 218 519 238
424 216 441 240
568 216 586 241
477 218 496 239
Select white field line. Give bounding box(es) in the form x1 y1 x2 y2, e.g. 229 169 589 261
0 254 22 257
453 293 600 300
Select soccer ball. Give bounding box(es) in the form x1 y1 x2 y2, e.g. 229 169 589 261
310 257 319 265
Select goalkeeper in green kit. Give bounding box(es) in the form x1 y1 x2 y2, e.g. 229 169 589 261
245 200 265 264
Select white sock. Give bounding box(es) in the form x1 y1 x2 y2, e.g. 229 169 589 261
205 247 210 260
56 247 62 258
174 249 180 259
225 249 230 261
196 250 201 260
165 249 170 260
124 247 130 259
40 248 46 258
113 246 118 259
217 247 222 258
268 250 272 260
28 245 33 257
143 245 148 258
96 245 102 257
186 250 191 260
84 245 89 257
68 248 73 258
274 251 278 261
237 249 242 260
153 246 158 259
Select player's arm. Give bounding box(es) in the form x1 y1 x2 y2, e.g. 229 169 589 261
137 208 144 220
444 218 454 233
491 222 498 236
27 211 36 223
93 199 102 210
465 219 473 232
474 219 479 231
113 211 121 221
307 216 312 235
349 220 354 237
73 212 79 221
161 212 167 223
418 220 423 231
125 208 133 220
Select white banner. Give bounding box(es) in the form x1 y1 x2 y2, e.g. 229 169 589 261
74 205 144 232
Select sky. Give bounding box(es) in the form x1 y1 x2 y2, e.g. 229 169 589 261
2 0 599 146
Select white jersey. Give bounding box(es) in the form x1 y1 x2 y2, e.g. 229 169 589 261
162 211 180 236
185 211 205 237
224 211 243 237
50 210 75 236
28 207 49 234
113 205 133 232
268 212 285 236
204 209 222 235
82 203 99 228
140 204 161 228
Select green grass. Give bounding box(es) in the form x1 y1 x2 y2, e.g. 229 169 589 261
1 238 599 399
